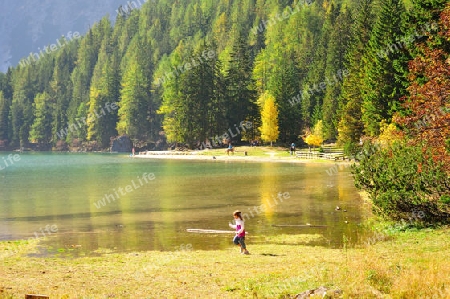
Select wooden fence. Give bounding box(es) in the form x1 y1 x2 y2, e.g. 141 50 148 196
296 151 345 161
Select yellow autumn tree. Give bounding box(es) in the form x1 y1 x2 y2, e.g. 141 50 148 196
377 120 403 146
259 92 279 147
304 120 324 149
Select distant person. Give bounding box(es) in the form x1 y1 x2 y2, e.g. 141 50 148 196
226 143 234 155
290 142 296 155
229 210 250 255
132 147 135 156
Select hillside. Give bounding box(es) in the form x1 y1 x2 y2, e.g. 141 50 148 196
0 0 127 73
0 0 448 153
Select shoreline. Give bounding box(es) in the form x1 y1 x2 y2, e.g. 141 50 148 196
132 151 354 164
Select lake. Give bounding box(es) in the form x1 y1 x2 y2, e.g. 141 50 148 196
0 152 369 256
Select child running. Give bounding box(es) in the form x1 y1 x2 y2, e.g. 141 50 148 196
228 210 250 255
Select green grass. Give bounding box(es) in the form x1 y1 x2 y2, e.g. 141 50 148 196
197 145 334 161
198 145 290 157
1 227 449 298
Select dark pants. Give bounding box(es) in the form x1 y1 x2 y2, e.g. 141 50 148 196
233 236 246 249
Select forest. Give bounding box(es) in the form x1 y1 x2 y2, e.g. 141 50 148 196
0 0 448 153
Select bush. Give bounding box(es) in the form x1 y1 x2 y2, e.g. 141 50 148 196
343 141 361 158
54 140 68 151
352 141 450 224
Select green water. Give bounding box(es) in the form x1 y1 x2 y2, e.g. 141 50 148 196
0 152 369 256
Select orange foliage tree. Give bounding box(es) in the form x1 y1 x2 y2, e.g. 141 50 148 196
394 3 450 174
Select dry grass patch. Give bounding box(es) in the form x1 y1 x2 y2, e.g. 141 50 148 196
1 228 449 298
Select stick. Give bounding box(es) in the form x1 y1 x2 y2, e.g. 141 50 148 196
186 229 243 234
272 224 327 228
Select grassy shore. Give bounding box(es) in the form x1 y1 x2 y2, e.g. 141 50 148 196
135 145 344 164
198 145 294 157
1 226 449 298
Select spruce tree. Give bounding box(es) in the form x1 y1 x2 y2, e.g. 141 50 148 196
270 57 300 143
87 30 120 148
225 33 258 140
29 92 53 144
69 31 98 142
10 67 35 148
0 91 10 142
322 7 352 140
50 46 76 144
117 41 150 142
158 43 221 147
337 0 375 145
361 0 407 136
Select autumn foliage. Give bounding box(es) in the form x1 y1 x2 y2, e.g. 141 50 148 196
354 4 450 224
394 4 450 174
259 92 279 147
303 120 324 149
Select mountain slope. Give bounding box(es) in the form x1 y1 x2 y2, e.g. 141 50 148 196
0 0 128 72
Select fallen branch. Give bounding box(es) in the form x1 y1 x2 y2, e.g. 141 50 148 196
187 229 245 234
272 224 327 228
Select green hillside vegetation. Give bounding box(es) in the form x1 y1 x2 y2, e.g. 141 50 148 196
0 0 443 150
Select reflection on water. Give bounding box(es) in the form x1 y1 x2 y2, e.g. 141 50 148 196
0 152 370 256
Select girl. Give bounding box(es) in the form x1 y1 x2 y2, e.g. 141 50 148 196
228 210 250 255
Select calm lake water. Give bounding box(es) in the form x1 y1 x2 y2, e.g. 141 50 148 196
0 152 370 256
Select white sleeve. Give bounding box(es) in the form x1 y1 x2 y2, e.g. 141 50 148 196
236 220 245 234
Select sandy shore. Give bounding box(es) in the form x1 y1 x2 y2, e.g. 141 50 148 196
132 151 350 164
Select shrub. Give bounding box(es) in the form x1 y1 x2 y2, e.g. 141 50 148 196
343 141 361 158
352 141 450 224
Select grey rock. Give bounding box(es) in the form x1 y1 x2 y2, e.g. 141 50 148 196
110 135 133 153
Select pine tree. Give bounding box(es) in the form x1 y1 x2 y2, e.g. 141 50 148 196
407 0 448 35
69 25 104 143
360 0 407 136
87 29 120 148
50 45 76 144
337 0 375 145
157 41 189 144
158 43 222 147
225 33 258 139
0 69 13 144
186 45 223 146
322 7 353 140
209 57 228 142
29 92 53 143
299 0 328 129
10 67 35 147
0 91 10 142
270 57 301 143
117 42 150 141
